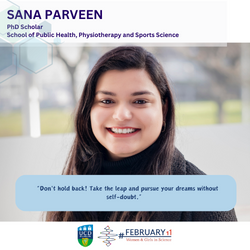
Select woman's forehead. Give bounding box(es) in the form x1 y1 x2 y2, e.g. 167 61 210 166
95 69 159 95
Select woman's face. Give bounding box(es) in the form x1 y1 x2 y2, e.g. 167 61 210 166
90 69 165 161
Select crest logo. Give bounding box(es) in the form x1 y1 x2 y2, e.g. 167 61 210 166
78 225 93 247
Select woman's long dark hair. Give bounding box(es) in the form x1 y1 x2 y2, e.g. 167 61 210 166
46 46 175 221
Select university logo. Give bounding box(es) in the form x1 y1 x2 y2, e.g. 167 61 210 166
78 225 93 247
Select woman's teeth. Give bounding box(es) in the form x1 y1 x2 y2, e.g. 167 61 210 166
111 128 136 134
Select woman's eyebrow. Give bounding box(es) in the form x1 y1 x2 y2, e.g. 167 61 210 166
131 91 154 96
95 91 116 96
95 90 154 96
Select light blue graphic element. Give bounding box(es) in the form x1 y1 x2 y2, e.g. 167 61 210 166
0 38 17 83
0 1 53 76
16 175 236 211
0 1 30 43
0 52 17 83
20 38 47 73
53 37 61 45
0 1 20 35
38 21 51 33
14 37 53 74
0 38 12 71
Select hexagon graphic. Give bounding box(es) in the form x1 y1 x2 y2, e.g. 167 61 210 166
39 21 52 33
0 38 12 71
0 52 17 84
15 37 53 74
0 1 30 43
53 37 61 45
0 3 20 34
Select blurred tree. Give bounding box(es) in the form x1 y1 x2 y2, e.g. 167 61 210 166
54 46 89 106
54 46 112 106
169 44 241 123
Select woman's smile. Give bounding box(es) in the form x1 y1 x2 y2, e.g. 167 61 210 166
90 68 164 161
106 127 141 137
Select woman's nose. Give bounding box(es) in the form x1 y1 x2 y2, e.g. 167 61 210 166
113 104 132 121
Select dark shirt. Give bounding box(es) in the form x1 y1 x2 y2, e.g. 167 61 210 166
98 145 237 221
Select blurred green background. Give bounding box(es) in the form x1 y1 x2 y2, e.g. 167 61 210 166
1 45 249 138
0 100 241 137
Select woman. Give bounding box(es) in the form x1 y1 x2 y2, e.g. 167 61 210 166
47 46 237 221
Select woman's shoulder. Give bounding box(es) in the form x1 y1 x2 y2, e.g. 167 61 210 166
171 148 237 222
185 160 206 175
171 148 205 175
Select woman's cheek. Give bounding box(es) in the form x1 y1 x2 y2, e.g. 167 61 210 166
142 108 163 124
90 108 102 135
91 107 110 135
145 112 163 137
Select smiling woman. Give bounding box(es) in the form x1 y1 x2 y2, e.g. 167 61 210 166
46 46 237 222
91 69 164 161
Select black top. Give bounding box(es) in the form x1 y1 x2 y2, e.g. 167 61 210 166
101 142 157 175
98 146 237 221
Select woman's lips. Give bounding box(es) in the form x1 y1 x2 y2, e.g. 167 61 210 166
106 127 141 137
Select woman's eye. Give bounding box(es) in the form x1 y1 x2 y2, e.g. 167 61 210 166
101 100 114 104
134 100 147 104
